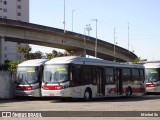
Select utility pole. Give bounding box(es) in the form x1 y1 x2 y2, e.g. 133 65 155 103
83 27 86 57
128 22 130 51
72 10 75 32
63 0 66 33
92 19 98 58
114 27 116 61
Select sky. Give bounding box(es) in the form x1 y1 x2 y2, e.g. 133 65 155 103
30 0 160 61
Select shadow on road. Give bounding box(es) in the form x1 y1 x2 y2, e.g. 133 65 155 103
50 94 160 103
0 94 160 104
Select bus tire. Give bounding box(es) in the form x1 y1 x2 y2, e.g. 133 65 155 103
126 87 132 97
84 88 92 101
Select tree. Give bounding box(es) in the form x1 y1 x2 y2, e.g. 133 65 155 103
27 51 43 60
17 45 43 61
46 50 70 60
0 60 20 72
34 51 43 59
17 45 31 61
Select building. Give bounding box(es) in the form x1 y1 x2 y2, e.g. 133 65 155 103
0 0 29 64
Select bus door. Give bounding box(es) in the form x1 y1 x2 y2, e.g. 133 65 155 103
115 69 123 95
97 68 105 95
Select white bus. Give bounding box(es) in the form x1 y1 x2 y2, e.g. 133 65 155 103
41 56 145 100
15 59 48 97
144 61 160 93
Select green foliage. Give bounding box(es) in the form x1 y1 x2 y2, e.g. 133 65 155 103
46 50 70 60
17 45 43 61
24 51 43 60
16 45 32 61
132 57 141 64
0 60 20 72
16 45 70 61
17 45 31 54
6 60 20 72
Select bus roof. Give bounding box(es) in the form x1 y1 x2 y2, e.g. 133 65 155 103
144 62 160 68
45 56 144 68
18 59 48 67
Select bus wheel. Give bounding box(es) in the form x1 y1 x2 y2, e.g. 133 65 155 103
84 89 92 101
126 87 132 97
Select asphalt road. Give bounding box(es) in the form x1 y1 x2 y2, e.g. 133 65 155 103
0 94 160 120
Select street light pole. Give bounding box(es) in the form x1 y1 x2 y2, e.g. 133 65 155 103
83 27 86 57
93 19 98 58
86 24 92 36
72 10 75 32
128 22 130 51
63 0 66 33
114 27 116 61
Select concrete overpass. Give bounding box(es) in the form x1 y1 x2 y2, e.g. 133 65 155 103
0 18 137 64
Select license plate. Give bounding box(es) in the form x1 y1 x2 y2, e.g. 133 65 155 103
50 93 54 96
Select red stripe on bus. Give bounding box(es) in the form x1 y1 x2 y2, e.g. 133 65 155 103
16 86 33 91
107 87 145 93
146 84 155 87
43 85 62 90
132 88 145 93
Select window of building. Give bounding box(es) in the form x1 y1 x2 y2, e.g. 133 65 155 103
17 5 21 9
4 47 7 51
3 16 7 19
3 8 7 12
17 0 21 2
4 54 7 59
4 1 7 5
0 8 2 10
17 12 21 16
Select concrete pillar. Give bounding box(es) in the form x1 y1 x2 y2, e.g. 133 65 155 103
0 37 5 65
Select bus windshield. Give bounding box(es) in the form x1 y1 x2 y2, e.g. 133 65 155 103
43 64 68 83
16 66 39 84
145 68 159 82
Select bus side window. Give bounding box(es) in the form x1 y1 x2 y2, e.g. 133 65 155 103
132 69 140 81
39 66 43 81
122 68 131 82
72 65 81 85
81 66 92 85
106 67 114 84
140 69 145 81
92 66 97 85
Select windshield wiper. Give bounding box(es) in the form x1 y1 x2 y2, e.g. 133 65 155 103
148 79 153 84
24 79 32 86
22 74 32 87
44 81 48 85
60 80 69 83
16 74 23 85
